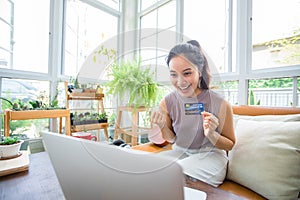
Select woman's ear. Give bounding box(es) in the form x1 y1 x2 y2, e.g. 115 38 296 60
198 71 202 77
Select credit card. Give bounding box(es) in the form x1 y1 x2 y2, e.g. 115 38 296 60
184 103 204 115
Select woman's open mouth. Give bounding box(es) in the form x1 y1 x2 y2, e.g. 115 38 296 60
178 84 191 93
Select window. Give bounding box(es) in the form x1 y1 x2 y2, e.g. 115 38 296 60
140 0 158 11
0 0 50 73
95 0 120 10
64 0 119 77
139 0 176 83
0 78 51 138
245 0 300 107
138 0 299 107
298 77 300 106
214 81 239 105
252 0 300 70
183 0 232 74
248 78 293 106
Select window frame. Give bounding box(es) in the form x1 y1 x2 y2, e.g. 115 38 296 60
138 0 300 106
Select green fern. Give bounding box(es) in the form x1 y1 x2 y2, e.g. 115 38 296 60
105 58 159 111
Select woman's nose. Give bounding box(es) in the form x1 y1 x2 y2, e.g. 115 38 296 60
177 75 187 84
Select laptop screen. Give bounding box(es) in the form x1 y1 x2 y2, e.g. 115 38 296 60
42 132 188 200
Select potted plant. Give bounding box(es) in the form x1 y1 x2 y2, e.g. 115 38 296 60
69 76 83 93
0 136 24 158
105 58 160 110
98 112 108 123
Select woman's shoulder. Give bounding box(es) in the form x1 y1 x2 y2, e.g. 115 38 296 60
165 91 177 101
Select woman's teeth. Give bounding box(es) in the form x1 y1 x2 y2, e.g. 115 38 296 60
179 85 190 90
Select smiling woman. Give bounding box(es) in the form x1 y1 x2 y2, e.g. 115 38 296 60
150 40 235 187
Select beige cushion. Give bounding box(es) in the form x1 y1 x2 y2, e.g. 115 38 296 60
227 119 300 200
234 113 300 121
233 114 300 128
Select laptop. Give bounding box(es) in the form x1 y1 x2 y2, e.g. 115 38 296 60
42 131 206 200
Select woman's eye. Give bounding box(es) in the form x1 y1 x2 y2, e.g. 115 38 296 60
170 73 177 77
183 72 192 76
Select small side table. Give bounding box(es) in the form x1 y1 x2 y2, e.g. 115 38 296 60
114 106 151 146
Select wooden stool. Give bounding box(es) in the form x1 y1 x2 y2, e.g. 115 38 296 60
114 106 151 146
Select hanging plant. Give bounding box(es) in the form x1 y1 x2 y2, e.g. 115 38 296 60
105 58 160 110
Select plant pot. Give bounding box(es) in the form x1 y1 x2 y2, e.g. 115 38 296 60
98 119 108 123
0 140 24 158
86 120 99 124
72 120 101 125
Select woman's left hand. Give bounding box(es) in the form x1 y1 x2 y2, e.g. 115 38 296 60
201 111 219 138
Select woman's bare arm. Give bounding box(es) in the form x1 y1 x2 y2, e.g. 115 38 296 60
214 101 236 151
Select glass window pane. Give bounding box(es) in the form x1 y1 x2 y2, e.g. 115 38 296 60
64 0 118 77
248 78 293 106
140 0 158 11
184 0 229 73
298 77 300 106
141 10 157 29
0 0 12 22
0 78 51 138
0 48 10 68
213 81 239 105
7 0 50 73
252 0 300 70
0 22 11 50
95 0 120 10
140 49 156 62
140 1 176 83
157 0 176 29
231 0 237 73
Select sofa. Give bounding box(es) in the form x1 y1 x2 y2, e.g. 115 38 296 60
132 105 300 200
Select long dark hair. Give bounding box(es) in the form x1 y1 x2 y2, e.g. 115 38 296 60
166 40 211 89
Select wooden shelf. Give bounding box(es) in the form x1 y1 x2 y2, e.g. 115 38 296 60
4 109 71 137
6 109 70 120
68 92 104 100
65 81 108 141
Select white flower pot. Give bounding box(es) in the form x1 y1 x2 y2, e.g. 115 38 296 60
0 140 24 158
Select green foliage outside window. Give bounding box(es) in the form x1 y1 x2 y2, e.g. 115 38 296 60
265 28 300 65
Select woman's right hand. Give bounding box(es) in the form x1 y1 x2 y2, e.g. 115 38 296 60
150 109 166 129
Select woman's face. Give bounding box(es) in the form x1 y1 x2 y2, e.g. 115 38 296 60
169 55 201 98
